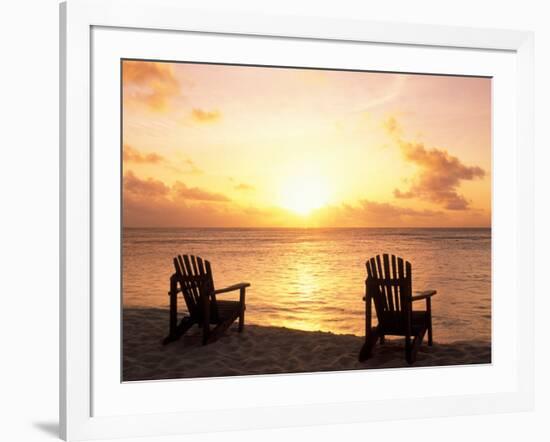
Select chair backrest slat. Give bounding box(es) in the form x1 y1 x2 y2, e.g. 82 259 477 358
174 256 196 318
367 257 384 316
404 260 412 313
173 254 218 321
397 256 404 313
182 255 200 307
190 254 199 277
382 254 394 311
375 255 388 311
196 256 205 275
390 254 398 311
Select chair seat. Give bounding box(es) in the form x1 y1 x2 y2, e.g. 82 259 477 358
211 300 242 323
379 311 429 335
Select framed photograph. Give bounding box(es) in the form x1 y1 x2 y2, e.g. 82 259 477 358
60 0 534 440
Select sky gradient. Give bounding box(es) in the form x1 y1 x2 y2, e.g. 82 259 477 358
122 60 491 228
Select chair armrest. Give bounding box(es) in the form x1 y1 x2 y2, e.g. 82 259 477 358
411 290 437 301
214 282 250 295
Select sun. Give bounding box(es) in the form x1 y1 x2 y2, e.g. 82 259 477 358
279 174 330 216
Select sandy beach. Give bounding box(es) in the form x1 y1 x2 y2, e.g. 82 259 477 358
123 307 491 382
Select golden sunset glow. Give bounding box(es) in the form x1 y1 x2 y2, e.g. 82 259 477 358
122 60 492 228
122 61 494 381
278 173 330 215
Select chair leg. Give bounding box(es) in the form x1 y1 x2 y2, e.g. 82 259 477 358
162 275 187 345
238 313 244 332
205 318 235 344
201 291 210 345
407 328 427 364
238 287 246 332
163 317 195 345
405 335 413 364
427 298 433 346
359 327 379 361
163 275 180 345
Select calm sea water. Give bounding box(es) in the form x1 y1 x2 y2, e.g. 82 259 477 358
122 228 491 343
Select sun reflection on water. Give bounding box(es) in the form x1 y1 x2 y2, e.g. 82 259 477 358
123 227 492 342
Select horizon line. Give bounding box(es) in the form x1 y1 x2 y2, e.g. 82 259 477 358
122 225 492 229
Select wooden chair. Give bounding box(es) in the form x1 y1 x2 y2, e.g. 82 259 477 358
359 254 436 364
162 254 250 345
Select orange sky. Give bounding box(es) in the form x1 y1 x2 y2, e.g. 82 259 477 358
122 60 491 228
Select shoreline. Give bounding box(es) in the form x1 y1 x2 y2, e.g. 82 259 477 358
123 307 491 382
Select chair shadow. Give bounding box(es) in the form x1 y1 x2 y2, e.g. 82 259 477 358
33 421 59 438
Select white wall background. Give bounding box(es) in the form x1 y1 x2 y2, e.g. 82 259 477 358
0 0 548 441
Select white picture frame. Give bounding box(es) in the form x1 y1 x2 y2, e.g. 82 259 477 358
60 0 534 440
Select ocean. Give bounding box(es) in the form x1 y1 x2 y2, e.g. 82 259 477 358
122 227 491 343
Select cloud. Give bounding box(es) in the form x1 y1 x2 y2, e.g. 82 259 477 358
123 144 204 176
383 116 486 210
356 199 442 219
312 200 444 227
122 172 328 227
122 172 254 227
181 158 203 175
122 171 488 227
172 181 230 202
123 144 164 164
234 182 254 191
124 171 228 202
190 108 221 123
123 170 170 198
122 61 180 111
383 115 401 136
394 140 485 210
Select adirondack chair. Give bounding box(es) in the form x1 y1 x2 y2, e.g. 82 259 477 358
359 254 436 364
162 254 250 345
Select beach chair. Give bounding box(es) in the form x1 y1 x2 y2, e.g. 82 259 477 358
359 254 436 364
163 254 250 345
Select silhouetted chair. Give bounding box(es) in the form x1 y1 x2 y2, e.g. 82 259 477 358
163 254 250 345
359 254 436 364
